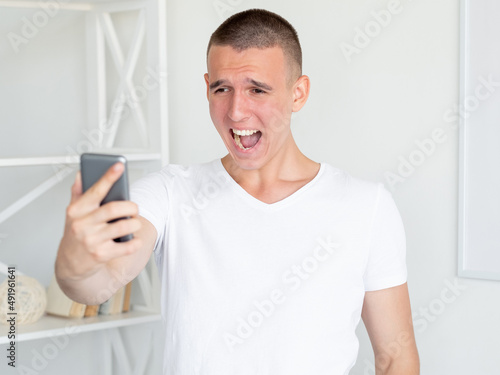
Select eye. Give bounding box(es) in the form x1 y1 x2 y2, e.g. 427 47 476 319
214 87 229 94
252 88 266 94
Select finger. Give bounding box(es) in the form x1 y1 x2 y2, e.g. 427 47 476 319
70 171 83 204
99 217 142 243
68 202 138 243
90 201 139 225
69 216 140 252
90 236 143 263
79 162 124 208
79 216 141 245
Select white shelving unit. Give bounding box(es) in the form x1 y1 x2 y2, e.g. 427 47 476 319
0 0 167 373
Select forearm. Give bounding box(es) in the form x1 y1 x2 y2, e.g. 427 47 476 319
363 284 420 375
375 350 420 375
55 253 131 306
380 363 419 375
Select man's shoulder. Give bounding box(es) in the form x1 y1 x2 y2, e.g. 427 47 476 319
320 162 383 198
132 159 221 190
156 158 220 178
148 159 229 193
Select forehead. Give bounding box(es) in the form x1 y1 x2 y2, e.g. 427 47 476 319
207 45 288 81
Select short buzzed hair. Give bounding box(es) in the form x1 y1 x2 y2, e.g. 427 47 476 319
207 9 302 80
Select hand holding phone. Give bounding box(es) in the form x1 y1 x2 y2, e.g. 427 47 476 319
56 153 144 305
80 153 133 242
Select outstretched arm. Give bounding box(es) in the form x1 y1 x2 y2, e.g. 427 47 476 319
362 282 420 374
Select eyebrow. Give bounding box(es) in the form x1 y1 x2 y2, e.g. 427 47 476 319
248 79 273 91
208 78 273 91
209 79 226 90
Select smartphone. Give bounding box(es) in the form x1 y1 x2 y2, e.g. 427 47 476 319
80 153 133 242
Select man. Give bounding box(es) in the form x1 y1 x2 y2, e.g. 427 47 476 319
56 9 419 374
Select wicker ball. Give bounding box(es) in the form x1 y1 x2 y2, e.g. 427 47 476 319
0 275 47 325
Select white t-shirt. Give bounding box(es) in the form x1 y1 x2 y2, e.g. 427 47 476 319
130 158 407 375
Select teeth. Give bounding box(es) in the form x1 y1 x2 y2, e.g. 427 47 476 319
232 129 259 136
233 134 251 150
231 129 261 150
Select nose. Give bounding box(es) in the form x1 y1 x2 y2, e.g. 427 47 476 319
227 91 251 122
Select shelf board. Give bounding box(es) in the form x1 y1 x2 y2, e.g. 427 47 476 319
0 152 161 167
0 310 161 344
0 0 148 12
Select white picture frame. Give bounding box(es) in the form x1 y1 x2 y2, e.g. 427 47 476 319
458 0 500 281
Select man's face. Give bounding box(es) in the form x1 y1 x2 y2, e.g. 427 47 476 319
205 45 305 170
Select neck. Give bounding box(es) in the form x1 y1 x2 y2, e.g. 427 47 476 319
221 133 319 189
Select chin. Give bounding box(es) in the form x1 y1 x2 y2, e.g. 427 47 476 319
229 155 262 170
226 149 271 171
222 133 267 171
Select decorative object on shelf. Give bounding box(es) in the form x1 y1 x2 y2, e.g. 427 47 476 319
45 274 86 318
0 275 47 325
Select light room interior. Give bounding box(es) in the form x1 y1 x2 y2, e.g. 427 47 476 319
1 0 499 374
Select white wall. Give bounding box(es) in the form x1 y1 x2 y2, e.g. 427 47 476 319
1 0 499 374
166 0 500 374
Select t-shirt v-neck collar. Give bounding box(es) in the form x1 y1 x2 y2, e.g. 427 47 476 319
214 158 325 210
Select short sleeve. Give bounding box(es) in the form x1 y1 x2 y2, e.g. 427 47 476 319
130 170 169 261
363 183 407 291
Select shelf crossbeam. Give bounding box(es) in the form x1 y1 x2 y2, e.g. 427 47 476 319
102 324 155 375
99 9 148 149
0 311 161 345
0 261 24 277
86 9 107 146
0 0 148 12
0 166 73 225
0 153 161 167
0 155 80 167
0 0 92 10
109 328 133 375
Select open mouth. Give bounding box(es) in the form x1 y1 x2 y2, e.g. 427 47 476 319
230 129 262 151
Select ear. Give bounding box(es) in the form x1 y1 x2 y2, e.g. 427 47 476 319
292 75 310 112
204 73 210 101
